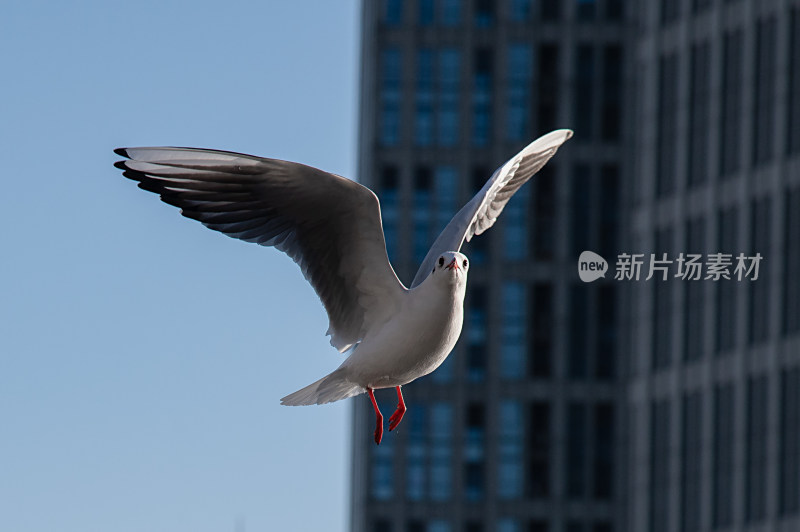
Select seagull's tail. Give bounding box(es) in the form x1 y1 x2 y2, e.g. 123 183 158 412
280 369 364 406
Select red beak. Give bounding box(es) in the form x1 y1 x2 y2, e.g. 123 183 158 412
446 258 460 271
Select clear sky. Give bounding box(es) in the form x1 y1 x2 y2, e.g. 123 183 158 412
1 1 359 531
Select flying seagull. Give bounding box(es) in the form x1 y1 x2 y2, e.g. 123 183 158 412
114 129 572 444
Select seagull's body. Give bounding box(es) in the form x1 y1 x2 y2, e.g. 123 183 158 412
114 129 572 444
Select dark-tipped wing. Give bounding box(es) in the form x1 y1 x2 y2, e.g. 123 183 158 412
115 147 406 352
411 129 573 287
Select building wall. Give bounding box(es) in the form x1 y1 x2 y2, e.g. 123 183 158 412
352 1 630 531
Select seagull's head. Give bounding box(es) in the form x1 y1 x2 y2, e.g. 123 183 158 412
430 251 469 287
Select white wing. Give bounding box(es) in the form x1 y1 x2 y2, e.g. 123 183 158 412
115 147 406 352
411 129 573 288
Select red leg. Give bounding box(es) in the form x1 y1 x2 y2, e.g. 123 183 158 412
367 387 383 445
388 385 406 432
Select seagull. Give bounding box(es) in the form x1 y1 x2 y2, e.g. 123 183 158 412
114 128 572 444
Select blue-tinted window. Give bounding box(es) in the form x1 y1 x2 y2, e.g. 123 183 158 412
504 187 529 259
431 403 454 500
501 282 527 378
745 376 768 522
510 0 530 21
416 50 435 146
406 402 427 500
682 392 703 532
541 0 560 20
472 49 493 146
651 400 671 532
371 400 395 499
688 42 710 186
601 45 622 141
533 166 556 260
380 48 402 146
498 401 524 498
530 283 553 377
748 197 771 345
419 0 435 25
683 217 706 362
537 44 559 131
715 207 738 353
441 0 461 26
429 520 452 532
475 0 494 26
384 0 403 25
594 403 614 499
657 52 678 195
413 167 432 264
464 403 486 499
497 519 520 532
506 44 532 141
779 368 800 515
467 286 488 381
438 49 461 146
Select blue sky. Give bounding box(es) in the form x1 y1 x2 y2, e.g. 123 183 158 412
1 1 360 531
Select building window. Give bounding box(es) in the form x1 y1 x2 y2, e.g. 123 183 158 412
475 0 494 26
567 403 587 498
498 400 524 498
528 401 551 497
384 0 403 25
748 197 771 345
430 403 453 500
593 402 614 499
413 167 432 265
465 403 486 500
577 0 597 20
650 399 671 532
415 49 435 146
541 0 560 20
574 45 596 139
571 165 592 256
788 8 800 156
467 285 488 381
693 0 712 13
380 48 402 146
510 0 530 21
418 0 435 25
784 187 800 335
380 165 399 264
712 384 735 527
538 43 560 131
596 284 615 379
681 392 703 532
715 207 738 353
606 0 623 19
569 285 588 378
472 48 493 146
532 166 556 260
753 17 777 166
656 53 678 196
429 521 452 532
779 368 800 515
406 402 427 500
683 217 706 361
687 41 710 187
652 227 674 370
438 49 461 146
373 519 393 532
504 187 529 259
745 376 768 522
530 283 553 378
660 0 680 25
599 164 619 260
501 282 527 378
506 44 532 141
441 0 461 26
601 44 622 141
720 29 744 178
434 165 459 239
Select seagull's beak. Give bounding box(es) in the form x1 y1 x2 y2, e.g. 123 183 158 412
446 258 460 271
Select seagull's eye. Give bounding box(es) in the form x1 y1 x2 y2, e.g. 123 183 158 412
438 257 444 267
463 259 468 268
